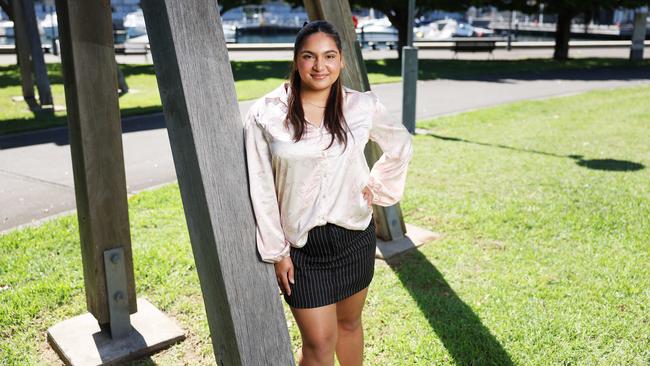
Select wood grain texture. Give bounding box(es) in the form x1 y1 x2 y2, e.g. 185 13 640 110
304 0 406 241
140 1 294 364
55 0 136 324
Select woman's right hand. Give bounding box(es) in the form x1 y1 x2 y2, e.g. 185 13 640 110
274 256 295 296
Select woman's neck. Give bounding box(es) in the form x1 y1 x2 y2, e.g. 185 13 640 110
300 86 331 107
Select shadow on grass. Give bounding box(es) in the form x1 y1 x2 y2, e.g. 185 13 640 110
424 132 645 172
386 249 514 365
0 106 165 149
367 58 650 82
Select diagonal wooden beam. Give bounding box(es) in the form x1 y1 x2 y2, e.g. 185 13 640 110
22 0 53 106
10 0 34 103
303 0 407 241
140 0 294 364
0 0 13 19
55 0 136 324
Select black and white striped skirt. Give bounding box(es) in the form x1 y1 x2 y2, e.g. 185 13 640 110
285 220 377 309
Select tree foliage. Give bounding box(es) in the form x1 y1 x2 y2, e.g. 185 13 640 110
501 1 650 59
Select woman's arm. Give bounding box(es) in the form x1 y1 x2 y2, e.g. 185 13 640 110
366 93 414 207
243 107 291 263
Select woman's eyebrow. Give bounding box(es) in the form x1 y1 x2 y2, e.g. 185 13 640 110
300 49 339 55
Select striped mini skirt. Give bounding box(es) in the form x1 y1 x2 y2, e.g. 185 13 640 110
285 220 377 309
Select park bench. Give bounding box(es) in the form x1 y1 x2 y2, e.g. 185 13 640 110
452 39 497 57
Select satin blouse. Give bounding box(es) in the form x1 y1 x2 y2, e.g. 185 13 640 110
244 83 413 263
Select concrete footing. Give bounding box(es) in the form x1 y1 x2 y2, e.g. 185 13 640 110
376 223 441 259
47 298 185 366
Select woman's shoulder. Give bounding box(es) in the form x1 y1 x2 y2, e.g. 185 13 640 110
343 87 379 110
246 83 289 127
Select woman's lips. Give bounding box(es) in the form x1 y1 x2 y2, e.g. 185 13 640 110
311 74 328 80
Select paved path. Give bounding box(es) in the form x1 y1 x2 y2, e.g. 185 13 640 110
1 67 649 232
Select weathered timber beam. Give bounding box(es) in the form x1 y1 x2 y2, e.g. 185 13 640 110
140 0 294 364
21 0 53 106
55 0 136 324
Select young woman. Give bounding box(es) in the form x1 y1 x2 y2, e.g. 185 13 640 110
244 21 412 365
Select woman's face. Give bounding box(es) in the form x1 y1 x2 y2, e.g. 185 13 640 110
295 32 344 92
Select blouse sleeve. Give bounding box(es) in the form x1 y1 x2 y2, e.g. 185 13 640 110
366 93 414 207
243 106 291 263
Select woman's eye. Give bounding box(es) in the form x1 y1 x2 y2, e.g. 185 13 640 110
327 55 336 59
302 54 313 60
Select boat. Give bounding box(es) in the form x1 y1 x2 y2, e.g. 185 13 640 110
0 20 14 38
415 19 494 40
39 13 57 39
122 20 237 53
222 3 308 35
355 17 398 49
123 9 147 39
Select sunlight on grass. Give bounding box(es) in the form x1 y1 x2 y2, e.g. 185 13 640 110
1 84 649 365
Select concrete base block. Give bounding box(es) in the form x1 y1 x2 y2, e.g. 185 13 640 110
47 298 185 366
375 223 441 260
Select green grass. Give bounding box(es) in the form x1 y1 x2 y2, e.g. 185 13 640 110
1 85 649 365
1 58 649 135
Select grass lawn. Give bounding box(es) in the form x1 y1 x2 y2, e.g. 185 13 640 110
1 84 649 365
1 57 649 135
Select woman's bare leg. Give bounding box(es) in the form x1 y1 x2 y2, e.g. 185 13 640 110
335 287 369 366
291 304 338 366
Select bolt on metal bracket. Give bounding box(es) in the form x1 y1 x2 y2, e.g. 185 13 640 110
103 247 132 339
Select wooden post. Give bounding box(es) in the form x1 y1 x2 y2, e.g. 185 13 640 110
630 8 647 61
21 0 53 106
140 1 294 364
55 0 136 324
303 0 407 241
10 0 35 104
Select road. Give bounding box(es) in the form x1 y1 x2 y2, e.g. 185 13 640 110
1 67 649 232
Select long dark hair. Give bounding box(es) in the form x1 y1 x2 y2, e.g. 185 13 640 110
286 20 349 150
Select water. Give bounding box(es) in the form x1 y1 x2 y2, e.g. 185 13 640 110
235 34 297 44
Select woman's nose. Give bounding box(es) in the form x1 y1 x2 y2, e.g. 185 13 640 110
312 59 325 71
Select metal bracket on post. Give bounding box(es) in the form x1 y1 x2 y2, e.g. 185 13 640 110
103 247 132 339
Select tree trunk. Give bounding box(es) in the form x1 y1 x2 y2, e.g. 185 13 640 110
386 10 407 61
553 10 573 60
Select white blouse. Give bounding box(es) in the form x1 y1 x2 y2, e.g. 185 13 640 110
244 83 413 263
